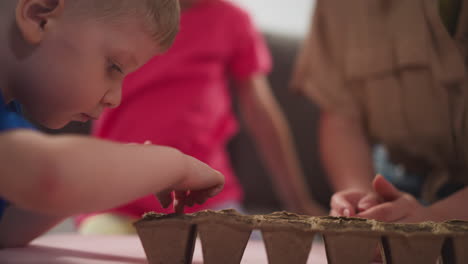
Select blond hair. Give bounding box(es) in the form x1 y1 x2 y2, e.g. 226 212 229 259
68 0 180 52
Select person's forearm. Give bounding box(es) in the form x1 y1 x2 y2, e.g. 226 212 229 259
430 187 468 221
0 130 215 216
0 206 64 248
238 77 316 211
320 112 374 191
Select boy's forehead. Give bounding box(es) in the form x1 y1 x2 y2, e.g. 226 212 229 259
61 3 172 65
104 24 160 69
111 48 137 67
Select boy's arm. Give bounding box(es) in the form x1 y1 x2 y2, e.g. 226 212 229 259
0 206 64 248
0 130 224 216
236 75 325 215
320 112 379 216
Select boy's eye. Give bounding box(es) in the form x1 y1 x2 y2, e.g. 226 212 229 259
111 63 123 74
108 59 124 74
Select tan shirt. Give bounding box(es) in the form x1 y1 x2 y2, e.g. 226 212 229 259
292 0 468 201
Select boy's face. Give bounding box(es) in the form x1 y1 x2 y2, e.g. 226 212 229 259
12 1 159 129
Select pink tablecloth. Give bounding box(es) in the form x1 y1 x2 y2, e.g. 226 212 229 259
0 234 328 263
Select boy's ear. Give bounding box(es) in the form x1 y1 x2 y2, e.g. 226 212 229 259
15 0 65 45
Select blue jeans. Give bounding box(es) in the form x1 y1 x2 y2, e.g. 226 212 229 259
373 146 464 202
373 146 425 198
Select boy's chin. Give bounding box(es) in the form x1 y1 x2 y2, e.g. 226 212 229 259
42 123 68 130
38 118 71 130
23 109 70 130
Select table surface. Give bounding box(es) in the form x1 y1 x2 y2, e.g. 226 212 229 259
0 234 328 263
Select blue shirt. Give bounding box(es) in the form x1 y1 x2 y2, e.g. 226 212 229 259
0 92 35 220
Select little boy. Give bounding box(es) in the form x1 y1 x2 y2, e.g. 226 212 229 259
0 0 224 248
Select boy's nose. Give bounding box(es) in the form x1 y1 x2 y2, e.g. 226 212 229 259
102 87 122 108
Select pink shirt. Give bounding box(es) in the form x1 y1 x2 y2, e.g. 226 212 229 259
77 0 271 222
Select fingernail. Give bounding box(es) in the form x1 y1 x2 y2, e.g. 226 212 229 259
359 203 371 210
209 186 223 197
343 209 351 217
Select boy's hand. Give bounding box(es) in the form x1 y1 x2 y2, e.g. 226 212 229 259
357 175 428 222
330 188 381 217
157 188 221 214
156 155 224 214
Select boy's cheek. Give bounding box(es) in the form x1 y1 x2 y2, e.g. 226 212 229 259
22 102 73 129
